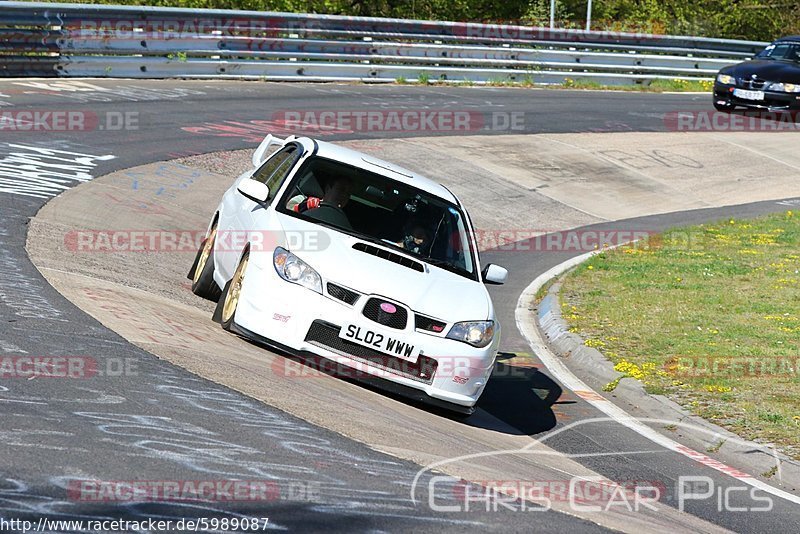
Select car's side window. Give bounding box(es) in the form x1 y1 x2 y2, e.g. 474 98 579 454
252 145 300 201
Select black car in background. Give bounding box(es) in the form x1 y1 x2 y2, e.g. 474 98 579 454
713 36 800 111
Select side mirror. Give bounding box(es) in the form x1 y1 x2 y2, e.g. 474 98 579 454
237 179 271 204
482 264 508 285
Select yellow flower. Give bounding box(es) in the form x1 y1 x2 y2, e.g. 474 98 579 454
613 360 667 382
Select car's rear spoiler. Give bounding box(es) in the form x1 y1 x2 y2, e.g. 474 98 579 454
252 134 298 168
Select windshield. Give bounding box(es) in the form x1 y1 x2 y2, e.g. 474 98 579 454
755 42 800 62
278 156 477 280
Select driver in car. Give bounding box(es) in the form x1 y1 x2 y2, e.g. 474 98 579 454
304 176 354 231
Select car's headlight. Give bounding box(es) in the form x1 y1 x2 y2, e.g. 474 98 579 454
767 82 800 93
273 247 322 294
446 321 495 348
716 74 735 85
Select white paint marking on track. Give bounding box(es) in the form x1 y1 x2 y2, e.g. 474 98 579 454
0 143 116 199
515 248 800 507
712 136 800 172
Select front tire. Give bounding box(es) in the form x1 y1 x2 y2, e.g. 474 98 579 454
713 100 735 112
190 224 221 301
218 250 249 331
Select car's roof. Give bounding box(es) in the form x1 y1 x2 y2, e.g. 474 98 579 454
775 36 800 44
298 137 458 205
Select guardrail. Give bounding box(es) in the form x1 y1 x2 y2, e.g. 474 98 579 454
0 2 768 84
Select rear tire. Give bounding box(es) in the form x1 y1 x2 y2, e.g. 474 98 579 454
190 224 221 301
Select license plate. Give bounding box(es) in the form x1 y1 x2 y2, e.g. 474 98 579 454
340 323 419 362
733 88 765 101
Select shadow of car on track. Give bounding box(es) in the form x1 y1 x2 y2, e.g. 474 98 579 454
471 353 563 436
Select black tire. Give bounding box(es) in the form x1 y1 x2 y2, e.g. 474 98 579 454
451 409 475 421
212 280 230 325
216 250 249 331
713 100 735 112
190 225 221 301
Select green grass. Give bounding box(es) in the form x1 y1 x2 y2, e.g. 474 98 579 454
560 211 800 458
167 51 189 62
561 77 713 92
392 77 712 92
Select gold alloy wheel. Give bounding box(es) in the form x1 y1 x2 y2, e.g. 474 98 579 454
193 226 217 283
222 253 248 324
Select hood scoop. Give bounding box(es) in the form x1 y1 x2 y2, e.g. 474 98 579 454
352 242 425 273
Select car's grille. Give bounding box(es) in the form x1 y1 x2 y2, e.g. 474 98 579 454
327 282 360 305
352 242 425 273
362 297 408 330
304 320 437 384
740 77 767 90
415 314 447 333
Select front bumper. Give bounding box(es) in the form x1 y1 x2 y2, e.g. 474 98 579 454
714 83 800 110
233 261 499 409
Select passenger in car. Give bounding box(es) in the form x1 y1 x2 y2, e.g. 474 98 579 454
397 225 429 255
304 176 354 231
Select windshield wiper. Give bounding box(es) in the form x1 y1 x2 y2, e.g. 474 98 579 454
424 257 470 277
353 232 401 250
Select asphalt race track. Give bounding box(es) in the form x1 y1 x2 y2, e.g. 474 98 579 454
2 79 800 533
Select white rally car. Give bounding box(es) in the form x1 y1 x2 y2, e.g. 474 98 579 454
188 134 508 414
